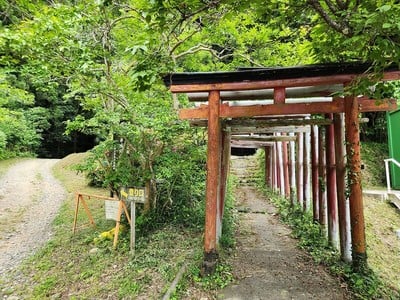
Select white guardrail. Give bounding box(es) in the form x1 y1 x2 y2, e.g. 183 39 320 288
384 158 400 193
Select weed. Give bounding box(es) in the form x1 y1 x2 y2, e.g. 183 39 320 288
32 275 58 297
361 142 389 188
118 278 141 297
192 262 234 290
220 176 239 249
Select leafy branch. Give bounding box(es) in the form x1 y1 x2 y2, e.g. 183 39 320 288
307 0 354 36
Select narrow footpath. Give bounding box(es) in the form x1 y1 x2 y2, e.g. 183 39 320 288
218 156 349 300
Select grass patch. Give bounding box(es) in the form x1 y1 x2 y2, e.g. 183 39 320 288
361 141 389 188
364 195 400 291
2 153 235 299
0 157 29 178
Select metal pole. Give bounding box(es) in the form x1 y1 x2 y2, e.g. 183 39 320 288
384 159 392 194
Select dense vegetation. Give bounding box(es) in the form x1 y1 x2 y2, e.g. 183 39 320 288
1 4 400 298
1 0 400 228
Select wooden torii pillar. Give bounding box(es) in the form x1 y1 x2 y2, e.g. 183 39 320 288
203 90 222 274
334 113 352 262
344 94 366 270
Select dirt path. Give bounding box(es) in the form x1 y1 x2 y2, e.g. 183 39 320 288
0 159 66 276
218 156 349 300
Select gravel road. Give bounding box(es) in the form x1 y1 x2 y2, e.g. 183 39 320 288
0 159 66 276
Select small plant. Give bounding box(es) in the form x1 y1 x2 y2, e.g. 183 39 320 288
219 176 239 249
191 262 234 290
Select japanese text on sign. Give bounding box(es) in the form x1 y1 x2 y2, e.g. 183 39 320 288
120 187 145 203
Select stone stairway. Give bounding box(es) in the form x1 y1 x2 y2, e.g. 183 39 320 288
230 155 259 185
389 192 400 211
363 189 400 212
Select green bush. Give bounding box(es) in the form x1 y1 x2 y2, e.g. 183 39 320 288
76 125 207 232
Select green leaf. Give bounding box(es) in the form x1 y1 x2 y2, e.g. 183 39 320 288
378 5 391 13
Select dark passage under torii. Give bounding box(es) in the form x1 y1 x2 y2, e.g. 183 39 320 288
163 62 400 274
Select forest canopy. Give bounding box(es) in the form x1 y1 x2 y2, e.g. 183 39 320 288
1 1 399 201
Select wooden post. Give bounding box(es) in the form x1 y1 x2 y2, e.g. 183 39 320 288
272 143 278 192
276 133 285 196
218 128 231 240
73 193 81 234
296 132 304 206
311 125 319 221
144 180 151 211
282 135 290 198
303 125 311 211
318 127 327 237
130 201 136 254
289 133 296 205
345 95 367 271
203 90 221 275
274 87 286 104
113 200 131 249
113 201 124 249
334 113 352 262
326 113 339 249
265 146 272 187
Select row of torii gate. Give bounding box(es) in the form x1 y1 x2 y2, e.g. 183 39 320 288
163 63 400 273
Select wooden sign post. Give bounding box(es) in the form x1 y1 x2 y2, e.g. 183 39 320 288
119 187 145 254
72 193 131 249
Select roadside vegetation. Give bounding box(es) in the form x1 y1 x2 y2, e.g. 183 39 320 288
255 142 400 299
1 1 400 299
1 153 235 299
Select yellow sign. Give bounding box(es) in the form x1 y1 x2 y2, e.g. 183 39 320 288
120 187 145 203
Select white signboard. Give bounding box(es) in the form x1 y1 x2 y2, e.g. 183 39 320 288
105 200 120 221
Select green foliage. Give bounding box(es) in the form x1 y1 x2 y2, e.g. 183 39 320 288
255 148 399 299
176 3 314 71
74 110 207 229
0 70 40 158
361 142 388 187
191 263 234 290
2 0 400 161
219 176 238 249
270 191 339 264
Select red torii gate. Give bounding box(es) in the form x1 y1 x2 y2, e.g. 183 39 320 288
163 63 400 273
